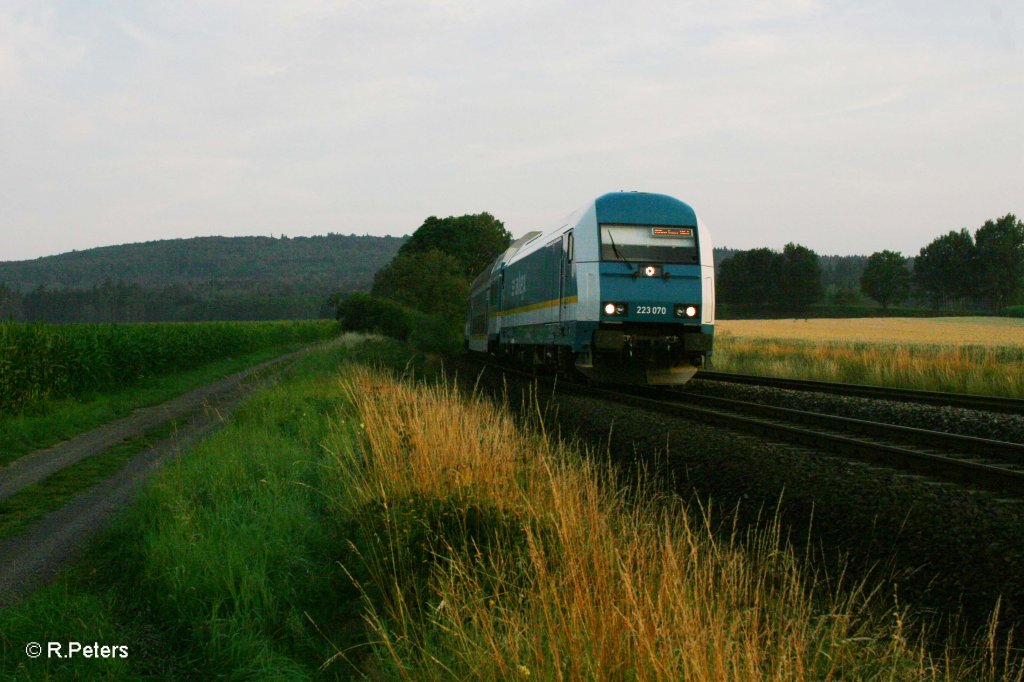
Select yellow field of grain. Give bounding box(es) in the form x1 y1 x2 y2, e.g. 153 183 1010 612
712 317 1024 396
717 317 1024 347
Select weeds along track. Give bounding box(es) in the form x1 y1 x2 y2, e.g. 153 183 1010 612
469 358 1024 498
696 370 1024 415
456 354 1024 637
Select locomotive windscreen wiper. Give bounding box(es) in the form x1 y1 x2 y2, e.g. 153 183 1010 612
606 230 635 271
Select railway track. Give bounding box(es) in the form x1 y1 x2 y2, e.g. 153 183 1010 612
620 385 1024 496
468 358 1024 497
694 370 1024 415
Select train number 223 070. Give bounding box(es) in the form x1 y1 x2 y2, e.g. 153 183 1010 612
635 305 667 315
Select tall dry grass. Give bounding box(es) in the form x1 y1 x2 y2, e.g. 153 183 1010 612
323 368 1020 680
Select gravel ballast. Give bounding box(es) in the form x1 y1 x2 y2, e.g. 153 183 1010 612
682 378 1024 444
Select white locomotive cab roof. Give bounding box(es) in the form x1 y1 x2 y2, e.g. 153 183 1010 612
469 229 546 293
503 204 589 266
495 230 542 269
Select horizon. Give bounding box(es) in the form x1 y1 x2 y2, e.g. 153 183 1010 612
1 227 935 266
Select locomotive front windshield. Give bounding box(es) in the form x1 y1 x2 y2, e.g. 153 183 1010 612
600 224 699 264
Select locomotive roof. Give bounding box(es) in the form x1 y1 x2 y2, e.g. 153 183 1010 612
595 191 697 226
469 230 542 292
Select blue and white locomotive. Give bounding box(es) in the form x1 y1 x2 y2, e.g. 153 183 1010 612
466 191 715 385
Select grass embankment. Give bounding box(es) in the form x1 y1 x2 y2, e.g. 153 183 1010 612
2 338 1018 679
0 320 338 465
714 317 1024 397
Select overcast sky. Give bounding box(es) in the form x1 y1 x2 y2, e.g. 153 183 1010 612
1 1 1021 262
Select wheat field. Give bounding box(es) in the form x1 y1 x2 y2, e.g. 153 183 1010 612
712 317 1024 396
717 317 1024 347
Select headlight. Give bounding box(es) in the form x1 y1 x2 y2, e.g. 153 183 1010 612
603 301 626 316
637 264 662 278
674 304 700 319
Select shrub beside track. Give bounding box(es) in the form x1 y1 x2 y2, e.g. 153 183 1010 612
0 320 337 413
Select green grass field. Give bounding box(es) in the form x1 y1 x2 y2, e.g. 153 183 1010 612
1 337 1016 680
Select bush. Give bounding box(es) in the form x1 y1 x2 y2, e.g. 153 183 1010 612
1006 305 1024 318
336 293 463 353
408 311 463 354
335 293 415 340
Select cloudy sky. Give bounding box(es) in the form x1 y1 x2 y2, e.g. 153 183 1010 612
1 1 1021 261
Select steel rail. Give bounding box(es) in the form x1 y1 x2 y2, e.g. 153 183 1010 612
465 357 1024 496
646 389 1024 464
578 384 1024 496
694 370 1024 415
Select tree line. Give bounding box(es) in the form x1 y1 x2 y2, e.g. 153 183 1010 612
716 243 824 310
718 213 1023 314
0 280 338 322
0 233 401 291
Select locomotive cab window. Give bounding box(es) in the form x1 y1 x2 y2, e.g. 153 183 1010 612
600 224 698 264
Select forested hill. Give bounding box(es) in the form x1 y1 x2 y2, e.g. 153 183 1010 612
0 234 404 322
0 235 876 323
0 234 404 291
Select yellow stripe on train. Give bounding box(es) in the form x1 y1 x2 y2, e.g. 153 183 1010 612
489 296 578 318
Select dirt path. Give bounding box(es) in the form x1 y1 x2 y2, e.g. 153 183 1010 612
0 346 309 606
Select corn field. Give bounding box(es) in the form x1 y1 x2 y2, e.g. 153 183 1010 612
0 320 337 413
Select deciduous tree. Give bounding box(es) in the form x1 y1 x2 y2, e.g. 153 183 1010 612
860 250 911 309
717 248 780 305
399 213 512 278
780 242 823 310
371 249 469 322
974 213 1024 312
914 229 976 308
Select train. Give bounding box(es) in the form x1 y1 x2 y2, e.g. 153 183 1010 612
465 191 715 385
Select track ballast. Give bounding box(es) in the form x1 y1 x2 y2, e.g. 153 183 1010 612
695 370 1024 415
469 357 1024 497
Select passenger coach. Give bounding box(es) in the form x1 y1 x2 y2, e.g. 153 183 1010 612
466 191 715 385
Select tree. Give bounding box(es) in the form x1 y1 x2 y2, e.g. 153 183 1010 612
0 283 22 320
779 242 823 310
399 213 512 278
717 248 781 305
335 292 416 340
974 213 1024 312
914 229 977 308
860 250 911 309
717 244 822 310
371 249 469 323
